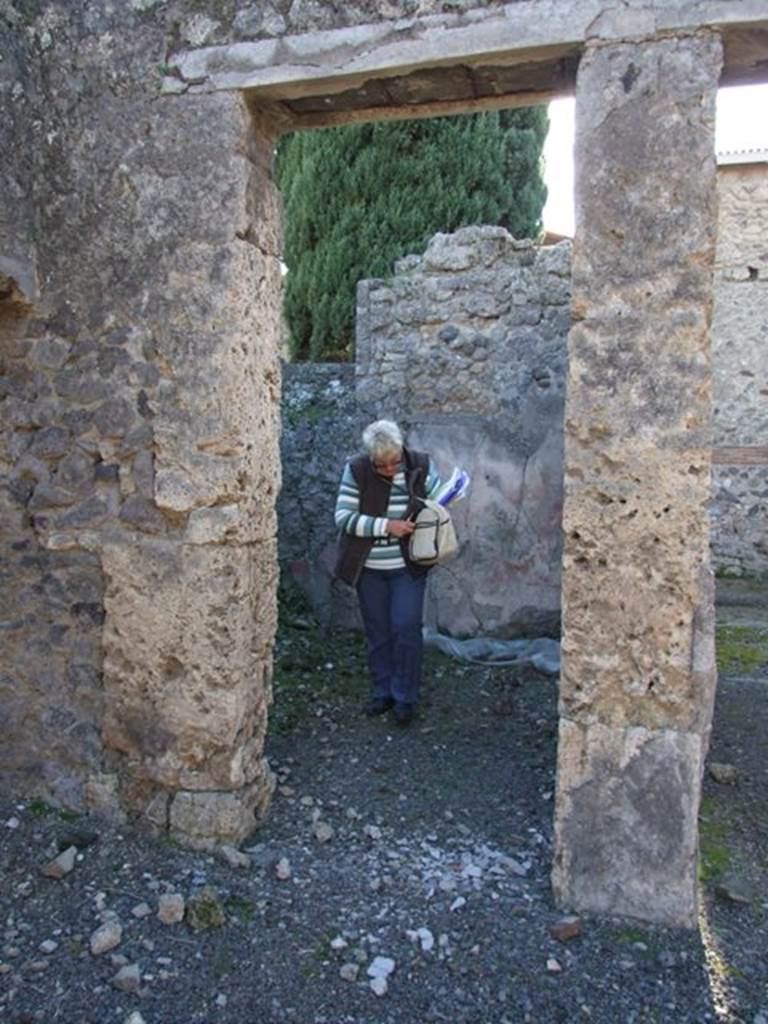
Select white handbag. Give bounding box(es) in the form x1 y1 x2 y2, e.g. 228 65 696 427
408 500 458 566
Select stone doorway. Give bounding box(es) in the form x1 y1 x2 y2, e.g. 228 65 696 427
173 22 723 927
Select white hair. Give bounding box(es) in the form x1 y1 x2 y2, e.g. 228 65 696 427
362 419 403 458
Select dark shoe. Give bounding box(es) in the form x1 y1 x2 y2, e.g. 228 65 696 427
364 697 394 717
394 702 415 726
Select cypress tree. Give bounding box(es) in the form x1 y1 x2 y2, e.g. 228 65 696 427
276 106 549 361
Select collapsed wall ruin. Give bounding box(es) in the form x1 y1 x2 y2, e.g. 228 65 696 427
281 227 571 639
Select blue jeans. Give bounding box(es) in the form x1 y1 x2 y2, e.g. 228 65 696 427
356 568 427 705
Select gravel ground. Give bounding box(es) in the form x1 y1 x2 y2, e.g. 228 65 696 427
1 585 767 1024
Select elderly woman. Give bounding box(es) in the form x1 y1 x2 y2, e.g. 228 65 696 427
334 420 441 725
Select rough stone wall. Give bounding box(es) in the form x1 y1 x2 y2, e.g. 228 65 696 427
0 7 107 810
0 1 282 846
280 227 570 637
278 363 366 630
711 161 768 578
358 227 570 637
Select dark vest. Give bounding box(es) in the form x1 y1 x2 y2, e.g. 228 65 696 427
334 447 430 586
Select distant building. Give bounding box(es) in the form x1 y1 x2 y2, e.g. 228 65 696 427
711 148 768 577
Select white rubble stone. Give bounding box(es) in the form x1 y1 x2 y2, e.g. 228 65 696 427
370 976 388 996
132 902 152 918
340 962 360 982
40 846 77 879
312 820 334 843
275 857 292 880
39 939 58 954
367 955 395 979
500 855 528 876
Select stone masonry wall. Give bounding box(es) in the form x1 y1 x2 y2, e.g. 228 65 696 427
711 161 768 578
278 363 366 631
0 1 284 845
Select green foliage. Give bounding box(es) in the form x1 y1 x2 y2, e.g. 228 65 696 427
715 623 768 675
225 894 256 923
28 799 54 817
276 106 549 361
271 621 366 734
699 795 732 883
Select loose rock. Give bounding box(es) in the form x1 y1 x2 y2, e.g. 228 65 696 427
311 820 334 843
219 844 251 869
112 963 141 992
275 857 292 880
340 962 359 982
40 846 77 879
550 916 582 942
90 920 123 956
709 762 738 785
157 893 185 925
367 955 395 979
370 976 388 996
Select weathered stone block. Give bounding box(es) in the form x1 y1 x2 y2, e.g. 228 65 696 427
168 770 275 850
26 426 70 460
118 494 166 534
552 718 704 926
148 242 281 530
185 505 241 545
102 537 277 793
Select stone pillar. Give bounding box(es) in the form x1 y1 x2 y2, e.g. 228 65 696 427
96 96 283 848
552 32 722 926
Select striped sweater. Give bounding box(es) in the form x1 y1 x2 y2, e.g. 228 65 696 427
334 459 441 571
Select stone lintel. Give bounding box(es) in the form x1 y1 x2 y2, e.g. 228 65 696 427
163 1 768 100
283 85 562 132
552 718 704 926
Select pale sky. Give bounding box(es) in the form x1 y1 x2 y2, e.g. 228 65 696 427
542 83 768 237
